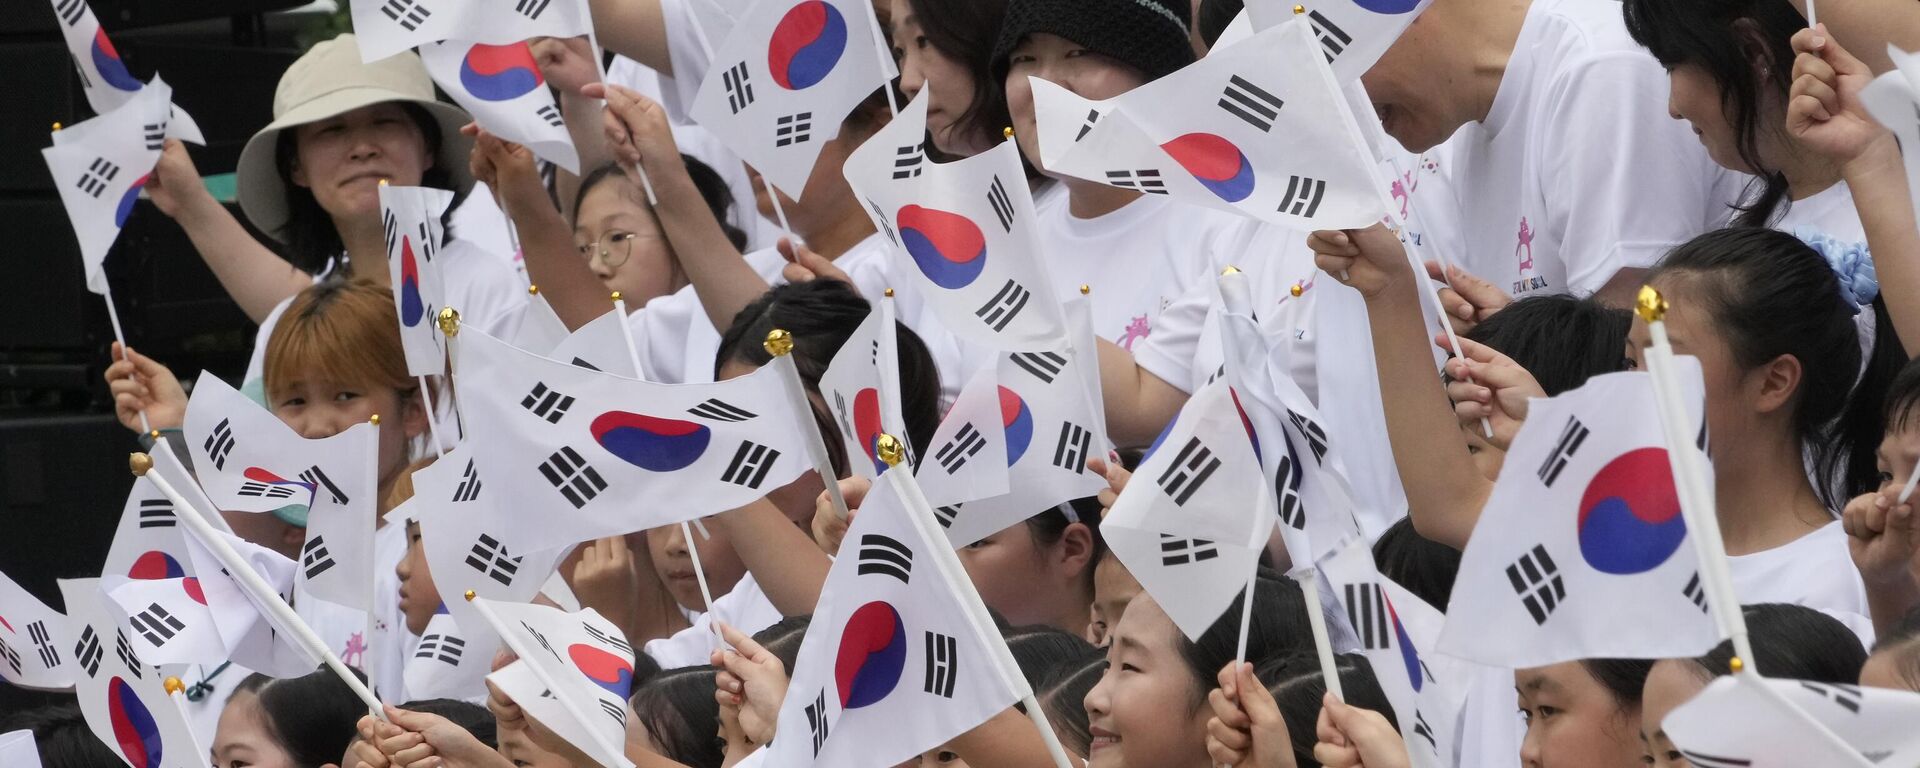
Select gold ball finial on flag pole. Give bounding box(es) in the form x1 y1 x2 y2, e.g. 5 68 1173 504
1291 283 1304 297
438 306 460 338
130 452 153 477
764 329 794 357
1222 265 1242 276
378 179 389 188
164 676 185 695
1729 656 1744 674
464 590 477 602
1079 285 1091 295
1294 4 1306 14
150 430 161 440
1635 285 1668 324
611 291 623 303
876 434 905 467
884 288 895 298
370 414 381 426
1003 126 1015 139
528 284 540 295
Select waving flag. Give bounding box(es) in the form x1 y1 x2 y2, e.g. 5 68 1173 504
182 373 379 613
845 94 1068 351
380 184 456 377
176 527 319 678
546 307 642 378
1246 0 1432 82
411 445 567 641
512 292 573 354
820 305 908 479
103 576 225 667
58 578 206 768
1036 18 1385 230
45 0 204 143
0 571 73 689
348 0 593 64
1664 674 1920 768
1319 540 1464 768
690 0 895 196
0 731 41 768
914 368 1011 517
475 600 637 768
769 471 1024 767
42 82 176 296
1439 362 1721 667
420 40 579 173
403 604 499 700
1104 379 1275 639
457 327 813 553
1862 49 1920 230
102 479 191 582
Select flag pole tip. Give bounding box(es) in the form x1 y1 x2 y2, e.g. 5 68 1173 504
527 284 540 296
876 433 905 467
1635 285 1667 323
884 287 895 298
1291 282 1304 297
1222 265 1242 276
370 414 381 426
1293 4 1305 13
1003 126 1014 139
129 452 153 477
437 306 461 338
610 291 623 303
164 676 185 695
464 590 477 602
1729 656 1744 674
51 122 63 132
149 430 161 440
764 329 794 356
1079 284 1091 295
378 179 389 187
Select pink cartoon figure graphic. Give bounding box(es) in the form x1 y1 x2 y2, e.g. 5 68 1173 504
1391 177 1412 219
1515 216 1536 273
1118 315 1152 350
342 632 367 669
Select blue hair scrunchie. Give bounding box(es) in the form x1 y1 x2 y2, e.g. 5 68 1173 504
1794 227 1878 315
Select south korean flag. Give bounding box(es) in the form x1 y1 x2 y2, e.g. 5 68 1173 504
1246 0 1432 83
1319 540 1466 768
411 447 567 643
348 0 592 64
475 600 638 768
379 184 455 377
404 606 499 700
42 81 174 296
58 578 207 768
1664 674 1920 767
44 0 204 143
0 571 74 689
419 40 580 173
820 304 911 479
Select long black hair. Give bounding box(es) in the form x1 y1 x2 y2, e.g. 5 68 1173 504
1650 228 1903 510
629 666 725 768
570 155 749 251
903 0 1013 156
1620 0 1805 226
1684 603 1868 683
1462 293 1635 396
237 667 372 767
275 103 456 272
1173 574 1310 710
0 703 122 768
1577 659 1656 714
1260 652 1399 768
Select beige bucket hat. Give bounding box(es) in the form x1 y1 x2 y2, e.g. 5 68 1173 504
236 34 475 242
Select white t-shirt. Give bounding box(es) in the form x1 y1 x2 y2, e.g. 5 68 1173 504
1414 0 1745 299
1037 193 1234 347
1728 521 1875 646
1132 219 1321 397
643 573 782 669
626 247 790 384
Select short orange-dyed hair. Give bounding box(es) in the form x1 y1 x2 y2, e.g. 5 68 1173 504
263 278 415 404
385 455 440 513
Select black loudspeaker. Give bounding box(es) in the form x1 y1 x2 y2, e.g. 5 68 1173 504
0 42 83 193
1 0 310 35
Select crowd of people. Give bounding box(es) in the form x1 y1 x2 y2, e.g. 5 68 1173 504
11 0 1920 766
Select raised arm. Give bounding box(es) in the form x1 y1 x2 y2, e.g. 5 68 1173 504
468 128 611 329
146 140 310 322
533 36 616 223
586 0 675 75
1097 339 1194 448
716 497 833 616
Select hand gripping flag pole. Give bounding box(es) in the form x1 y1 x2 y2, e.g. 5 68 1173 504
465 593 635 768
768 328 853 521
878 434 1076 768
130 452 387 717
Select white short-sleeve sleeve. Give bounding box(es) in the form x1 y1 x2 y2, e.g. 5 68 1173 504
1132 279 1209 395
643 574 781 669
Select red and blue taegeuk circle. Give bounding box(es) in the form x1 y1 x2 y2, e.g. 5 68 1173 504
459 43 545 102
398 235 425 327
568 642 635 699
897 205 988 290
92 29 143 92
767 0 848 91
998 386 1033 466
1575 447 1687 575
127 551 185 580
1161 133 1256 203
1355 0 1424 14
853 387 886 474
1386 599 1423 692
107 677 164 768
116 175 150 228
591 412 712 472
834 600 905 709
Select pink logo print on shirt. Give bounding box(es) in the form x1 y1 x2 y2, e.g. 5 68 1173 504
1118 315 1152 350
342 632 367 669
1515 216 1536 273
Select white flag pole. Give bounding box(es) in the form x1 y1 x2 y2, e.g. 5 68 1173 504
358 417 384 693
131 452 386 717
765 329 852 520
860 0 900 116
468 596 636 768
101 282 154 435
877 290 910 450
584 31 661 206
882 440 1074 768
1806 0 1818 31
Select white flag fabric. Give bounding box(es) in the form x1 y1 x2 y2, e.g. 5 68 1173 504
403 607 499 700
182 372 380 612
104 576 226 667
1104 379 1275 640
42 81 171 296
1246 0 1432 82
457 328 813 552
57 578 207 768
1319 540 1465 768
102 478 191 581
921 345 1108 549
1035 18 1386 230
689 0 895 196
0 731 41 768
844 93 1069 350
768 471 1023 767
546 307 642 378
176 527 319 678
45 0 204 143
1862 49 1920 231
1664 674 1920 768
380 184 456 377
914 367 1011 516
512 292 573 354
419 40 579 173
820 305 905 479
410 445 567 641
474 600 637 768
1439 362 1720 667
348 0 593 64
0 571 73 689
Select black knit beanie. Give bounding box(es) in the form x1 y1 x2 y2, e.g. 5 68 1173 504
991 0 1196 87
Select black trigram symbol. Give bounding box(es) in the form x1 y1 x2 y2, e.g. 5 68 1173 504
465 534 522 587
384 209 400 254
1683 573 1708 613
520 382 575 423
1219 75 1285 132
1537 416 1590 488
28 622 58 669
1287 411 1329 464
893 142 925 180
521 621 562 662
0 638 18 675
75 626 103 677
55 0 85 26
238 475 303 500
597 698 628 724
204 417 236 470
1053 423 1092 472
143 123 165 151
935 423 986 474
1278 175 1328 218
114 630 142 676
1679 751 1754 768
722 62 755 114
129 604 187 647
1156 437 1221 506
415 219 439 262
1799 681 1862 714
776 112 814 147
721 442 781 488
1158 533 1220 566
1106 169 1168 194
380 0 431 30
1506 544 1566 625
857 534 913 583
539 447 607 508
688 398 757 422
584 622 635 656
569 357 602 372
1275 451 1306 530
1345 583 1391 650
76 157 120 198
1075 108 1101 142
301 537 337 580
1308 10 1351 62
453 459 483 503
1010 351 1067 384
70 52 94 90
986 175 1015 233
137 498 175 528
832 390 856 446
805 689 831 755
515 0 552 18
1412 711 1437 749
535 104 564 129
869 198 898 245
1696 406 1710 452
415 633 466 665
923 631 958 698
300 465 350 506
934 504 961 529
976 280 1032 333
